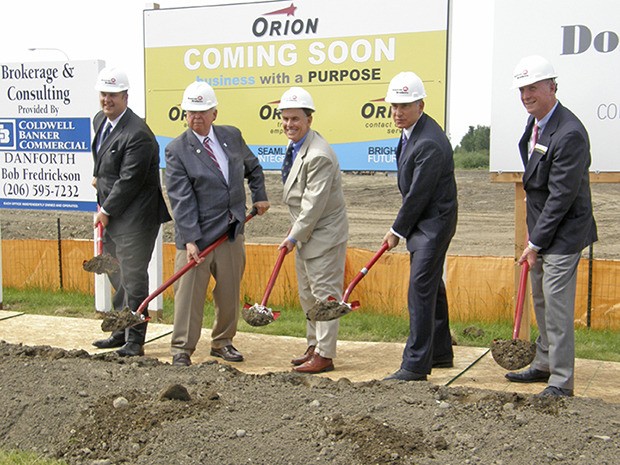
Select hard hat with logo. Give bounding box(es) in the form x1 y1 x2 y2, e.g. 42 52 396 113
385 72 426 103
94 67 130 92
278 87 315 111
512 55 558 89
181 81 218 111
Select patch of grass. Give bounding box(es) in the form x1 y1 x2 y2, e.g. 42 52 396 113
0 450 67 465
3 287 618 362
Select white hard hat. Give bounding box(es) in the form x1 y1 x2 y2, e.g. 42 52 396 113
385 72 426 103
95 67 130 92
181 81 218 111
512 55 558 89
278 87 315 111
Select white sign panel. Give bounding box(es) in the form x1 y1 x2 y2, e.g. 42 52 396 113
490 0 620 173
0 60 103 211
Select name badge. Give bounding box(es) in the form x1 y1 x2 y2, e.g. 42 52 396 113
533 143 548 155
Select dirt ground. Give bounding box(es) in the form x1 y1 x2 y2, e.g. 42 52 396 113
1 171 619 464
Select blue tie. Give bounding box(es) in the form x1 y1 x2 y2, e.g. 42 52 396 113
100 123 112 144
281 143 294 184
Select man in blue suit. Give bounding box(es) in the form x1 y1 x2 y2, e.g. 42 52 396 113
382 72 458 381
505 55 597 397
165 81 269 367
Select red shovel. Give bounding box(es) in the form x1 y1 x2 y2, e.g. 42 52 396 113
491 260 536 370
241 247 286 326
101 209 258 332
307 243 389 321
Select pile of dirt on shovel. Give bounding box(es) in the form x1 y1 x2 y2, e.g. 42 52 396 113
1 340 619 465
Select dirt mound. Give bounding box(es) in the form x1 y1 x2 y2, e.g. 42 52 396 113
1 341 618 465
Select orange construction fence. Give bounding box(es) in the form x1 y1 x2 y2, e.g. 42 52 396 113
2 239 619 329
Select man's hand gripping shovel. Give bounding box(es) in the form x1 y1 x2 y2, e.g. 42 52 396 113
101 209 258 332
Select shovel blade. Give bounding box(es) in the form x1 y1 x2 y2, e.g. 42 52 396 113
306 298 358 321
100 307 148 332
83 254 120 275
241 304 277 327
490 338 536 371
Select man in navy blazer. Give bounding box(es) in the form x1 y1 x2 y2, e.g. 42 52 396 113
505 55 597 397
91 67 171 356
165 81 269 367
382 72 458 381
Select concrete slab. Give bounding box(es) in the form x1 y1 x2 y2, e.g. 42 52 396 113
0 312 618 403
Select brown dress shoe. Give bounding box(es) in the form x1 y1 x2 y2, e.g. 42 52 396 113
293 352 334 374
291 345 315 366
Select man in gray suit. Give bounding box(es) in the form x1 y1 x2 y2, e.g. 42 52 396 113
165 81 269 367
382 72 458 382
278 87 349 374
91 67 171 357
505 55 597 397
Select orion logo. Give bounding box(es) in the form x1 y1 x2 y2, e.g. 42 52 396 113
0 120 16 150
361 99 392 119
258 100 283 120
252 3 319 38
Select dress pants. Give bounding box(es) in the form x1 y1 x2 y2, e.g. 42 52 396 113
296 241 346 359
103 225 160 345
401 245 453 374
171 236 245 355
530 252 581 390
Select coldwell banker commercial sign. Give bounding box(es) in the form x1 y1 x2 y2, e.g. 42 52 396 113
144 0 449 171
0 60 103 211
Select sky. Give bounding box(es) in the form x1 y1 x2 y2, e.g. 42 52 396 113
1 0 494 147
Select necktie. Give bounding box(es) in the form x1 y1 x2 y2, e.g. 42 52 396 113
100 122 112 144
203 137 223 174
281 143 294 184
401 132 409 154
529 124 539 158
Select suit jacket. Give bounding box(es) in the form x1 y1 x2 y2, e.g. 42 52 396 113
393 113 458 252
165 125 268 250
92 108 171 236
519 102 597 254
283 130 348 260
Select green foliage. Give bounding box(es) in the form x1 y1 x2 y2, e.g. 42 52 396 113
0 450 67 465
456 125 490 153
453 150 489 169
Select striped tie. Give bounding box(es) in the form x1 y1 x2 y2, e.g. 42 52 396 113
203 137 222 173
281 143 294 184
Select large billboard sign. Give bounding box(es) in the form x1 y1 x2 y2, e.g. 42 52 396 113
0 60 103 211
490 0 620 173
144 0 449 171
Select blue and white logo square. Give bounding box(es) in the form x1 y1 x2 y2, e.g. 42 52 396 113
0 119 16 150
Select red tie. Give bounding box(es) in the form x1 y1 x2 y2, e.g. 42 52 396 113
529 124 539 158
203 137 222 173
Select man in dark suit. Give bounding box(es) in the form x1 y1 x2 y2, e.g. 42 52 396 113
382 72 458 382
165 81 269 367
91 67 171 356
505 55 597 397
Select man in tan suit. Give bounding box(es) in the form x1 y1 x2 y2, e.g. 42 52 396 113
278 87 349 374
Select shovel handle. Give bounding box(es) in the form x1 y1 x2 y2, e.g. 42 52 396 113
135 209 257 315
96 222 104 256
261 247 288 306
512 260 530 340
342 242 389 302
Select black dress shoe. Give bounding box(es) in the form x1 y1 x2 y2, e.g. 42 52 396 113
172 353 191 367
116 342 144 357
432 359 454 369
210 345 244 362
384 368 427 381
535 386 574 398
505 367 550 383
92 336 125 349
